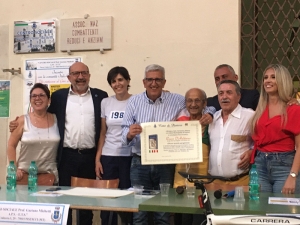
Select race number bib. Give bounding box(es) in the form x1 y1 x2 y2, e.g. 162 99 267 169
109 111 125 120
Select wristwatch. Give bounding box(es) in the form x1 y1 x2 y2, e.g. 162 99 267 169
290 172 297 178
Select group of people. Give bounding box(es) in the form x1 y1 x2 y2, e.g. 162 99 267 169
7 61 300 225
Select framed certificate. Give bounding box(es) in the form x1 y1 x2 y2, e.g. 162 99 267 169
140 121 202 165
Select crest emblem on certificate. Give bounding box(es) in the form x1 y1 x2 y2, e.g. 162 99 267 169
51 206 62 222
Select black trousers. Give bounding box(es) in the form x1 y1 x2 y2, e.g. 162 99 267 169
59 147 96 225
100 155 133 225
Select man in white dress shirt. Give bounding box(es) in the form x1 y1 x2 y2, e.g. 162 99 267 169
208 80 254 185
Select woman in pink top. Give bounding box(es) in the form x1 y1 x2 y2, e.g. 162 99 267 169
251 64 300 194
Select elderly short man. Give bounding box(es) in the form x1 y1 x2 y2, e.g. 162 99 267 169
122 65 215 225
173 88 211 225
208 80 254 185
174 88 210 187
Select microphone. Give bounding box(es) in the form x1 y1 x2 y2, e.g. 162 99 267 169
214 189 222 199
176 186 185 194
223 190 235 198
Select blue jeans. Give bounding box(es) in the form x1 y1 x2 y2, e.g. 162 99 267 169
130 155 175 225
255 150 300 193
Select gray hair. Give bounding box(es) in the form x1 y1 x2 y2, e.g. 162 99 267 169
217 80 241 95
215 64 236 76
145 64 165 79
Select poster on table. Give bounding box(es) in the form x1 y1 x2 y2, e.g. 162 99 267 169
24 57 82 113
14 19 56 54
0 80 10 118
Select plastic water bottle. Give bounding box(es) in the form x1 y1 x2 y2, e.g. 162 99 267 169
28 161 38 192
249 164 259 200
6 161 17 192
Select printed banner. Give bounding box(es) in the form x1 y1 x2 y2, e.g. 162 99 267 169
14 19 56 54
24 57 82 113
0 201 69 225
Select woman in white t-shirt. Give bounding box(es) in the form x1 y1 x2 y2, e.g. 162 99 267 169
95 66 132 225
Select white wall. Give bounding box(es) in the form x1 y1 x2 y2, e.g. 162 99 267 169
0 0 240 182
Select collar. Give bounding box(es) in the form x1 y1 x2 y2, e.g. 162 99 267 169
215 104 242 120
143 91 166 103
68 86 91 96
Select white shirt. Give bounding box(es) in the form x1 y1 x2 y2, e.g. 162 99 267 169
101 95 132 156
63 87 95 149
208 104 254 178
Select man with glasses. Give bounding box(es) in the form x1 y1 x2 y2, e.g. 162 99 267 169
122 64 215 225
48 62 108 225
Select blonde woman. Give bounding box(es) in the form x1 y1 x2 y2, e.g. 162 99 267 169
251 64 300 194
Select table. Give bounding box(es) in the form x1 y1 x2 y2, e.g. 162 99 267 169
0 185 150 212
139 188 300 215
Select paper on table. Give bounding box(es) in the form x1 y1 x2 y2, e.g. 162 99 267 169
269 197 300 205
31 191 63 197
57 187 134 198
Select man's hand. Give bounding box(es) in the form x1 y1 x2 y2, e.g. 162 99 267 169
287 98 300 106
127 124 142 141
238 149 252 170
9 116 19 133
199 114 213 126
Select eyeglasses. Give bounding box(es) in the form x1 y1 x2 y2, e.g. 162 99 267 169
144 78 165 83
186 99 204 104
69 71 90 77
30 93 47 99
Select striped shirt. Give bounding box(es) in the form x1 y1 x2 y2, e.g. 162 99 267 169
121 91 216 155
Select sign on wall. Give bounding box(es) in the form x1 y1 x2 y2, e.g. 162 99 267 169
14 19 56 54
24 57 82 113
60 16 112 52
0 80 10 118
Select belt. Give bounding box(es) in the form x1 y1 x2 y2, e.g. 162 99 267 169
226 172 249 181
63 147 96 155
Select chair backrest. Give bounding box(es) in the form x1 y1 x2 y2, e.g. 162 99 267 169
71 177 119 189
17 173 55 186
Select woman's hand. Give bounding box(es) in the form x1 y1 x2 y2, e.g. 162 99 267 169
95 161 103 179
16 169 24 181
281 176 296 194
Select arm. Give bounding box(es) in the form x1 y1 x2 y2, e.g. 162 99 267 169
9 116 19 132
95 118 106 179
282 133 300 194
122 98 140 146
7 116 25 180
